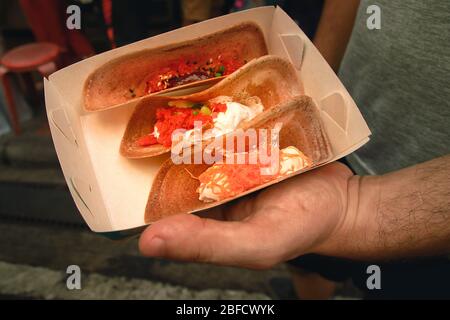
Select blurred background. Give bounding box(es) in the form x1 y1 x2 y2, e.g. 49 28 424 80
0 0 361 299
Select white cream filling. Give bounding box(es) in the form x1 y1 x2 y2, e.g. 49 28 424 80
179 97 264 143
198 186 220 202
279 146 311 175
198 172 228 202
210 100 263 136
153 126 160 139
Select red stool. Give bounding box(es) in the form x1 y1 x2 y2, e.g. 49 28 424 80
0 42 60 135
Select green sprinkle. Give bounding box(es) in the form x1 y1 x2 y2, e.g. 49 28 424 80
193 110 199 116
215 72 222 77
218 65 225 73
200 106 212 115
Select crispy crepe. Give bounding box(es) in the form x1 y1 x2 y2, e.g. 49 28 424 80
145 95 332 223
120 56 303 159
84 22 267 112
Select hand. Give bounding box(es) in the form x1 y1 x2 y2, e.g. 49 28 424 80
139 162 353 269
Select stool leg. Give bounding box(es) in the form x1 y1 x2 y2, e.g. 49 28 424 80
37 62 57 78
0 66 21 135
22 72 40 113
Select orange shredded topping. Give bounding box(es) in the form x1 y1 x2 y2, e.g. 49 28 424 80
184 168 199 180
195 147 314 201
197 155 277 201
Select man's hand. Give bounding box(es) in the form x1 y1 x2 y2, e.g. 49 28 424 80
140 155 450 267
139 162 353 269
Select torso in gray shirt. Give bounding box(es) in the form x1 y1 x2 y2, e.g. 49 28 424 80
339 0 450 175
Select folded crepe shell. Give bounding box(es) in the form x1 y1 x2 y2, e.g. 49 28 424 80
120 55 303 159
84 22 267 112
144 95 332 223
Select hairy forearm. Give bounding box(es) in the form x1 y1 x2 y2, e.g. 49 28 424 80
313 0 360 71
318 155 450 260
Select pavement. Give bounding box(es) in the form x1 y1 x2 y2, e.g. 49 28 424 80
0 220 284 299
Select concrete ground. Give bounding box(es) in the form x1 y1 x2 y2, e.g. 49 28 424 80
0 220 284 299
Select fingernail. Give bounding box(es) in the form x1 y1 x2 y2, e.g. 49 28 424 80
146 237 165 256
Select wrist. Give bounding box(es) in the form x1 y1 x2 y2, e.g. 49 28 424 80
313 174 381 258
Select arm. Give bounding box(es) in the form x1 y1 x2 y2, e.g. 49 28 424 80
139 156 450 268
318 155 450 260
313 0 360 71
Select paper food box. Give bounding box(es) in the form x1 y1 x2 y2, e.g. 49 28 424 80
44 6 371 238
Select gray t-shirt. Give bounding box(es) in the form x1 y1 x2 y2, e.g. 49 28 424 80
339 0 450 175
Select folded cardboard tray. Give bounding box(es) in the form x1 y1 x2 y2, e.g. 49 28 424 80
44 6 371 237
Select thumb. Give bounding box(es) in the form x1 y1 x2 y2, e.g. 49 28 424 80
139 213 279 269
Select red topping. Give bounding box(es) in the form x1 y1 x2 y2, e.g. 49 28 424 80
145 53 245 94
136 99 231 148
137 106 215 148
210 102 227 113
137 134 158 147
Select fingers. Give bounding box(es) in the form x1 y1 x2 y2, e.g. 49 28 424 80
139 213 281 269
